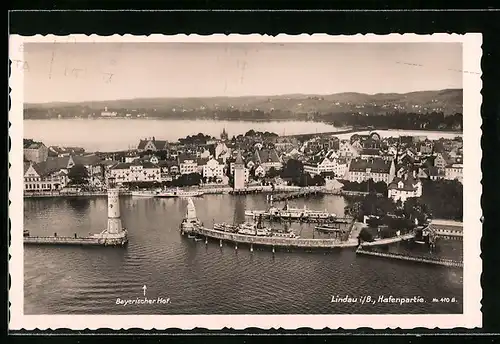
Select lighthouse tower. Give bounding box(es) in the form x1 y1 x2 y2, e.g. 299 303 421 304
100 177 128 245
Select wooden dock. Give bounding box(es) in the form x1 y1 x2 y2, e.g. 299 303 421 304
356 247 463 268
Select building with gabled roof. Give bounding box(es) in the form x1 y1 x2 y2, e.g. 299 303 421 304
388 175 422 203
23 139 49 163
346 157 395 184
137 138 169 152
254 148 282 172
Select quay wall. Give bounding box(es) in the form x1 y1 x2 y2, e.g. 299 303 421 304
192 226 359 248
24 191 132 198
24 236 100 245
356 248 463 268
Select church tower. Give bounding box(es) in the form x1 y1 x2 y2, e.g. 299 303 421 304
221 128 229 141
106 177 123 234
233 150 246 191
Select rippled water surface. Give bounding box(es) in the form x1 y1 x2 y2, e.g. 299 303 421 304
24 195 463 314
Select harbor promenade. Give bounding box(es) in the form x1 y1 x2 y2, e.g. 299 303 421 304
24 190 132 198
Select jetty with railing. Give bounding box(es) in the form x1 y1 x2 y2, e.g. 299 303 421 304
23 178 129 247
356 246 463 268
359 233 416 247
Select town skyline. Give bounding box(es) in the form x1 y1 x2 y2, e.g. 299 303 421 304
24 42 463 104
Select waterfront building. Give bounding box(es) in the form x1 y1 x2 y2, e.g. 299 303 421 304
137 137 169 152
23 139 49 163
109 161 161 185
202 157 225 180
346 157 395 184
388 175 423 203
23 161 67 191
101 107 117 117
178 154 198 175
233 151 246 190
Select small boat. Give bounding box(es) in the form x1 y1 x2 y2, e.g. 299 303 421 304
272 231 299 239
194 236 204 241
236 222 272 236
315 224 342 232
187 234 196 239
213 223 238 232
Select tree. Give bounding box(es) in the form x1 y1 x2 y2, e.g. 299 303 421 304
281 159 304 182
267 167 279 178
68 164 89 186
311 174 325 186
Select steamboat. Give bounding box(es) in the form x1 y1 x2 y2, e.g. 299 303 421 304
245 202 335 221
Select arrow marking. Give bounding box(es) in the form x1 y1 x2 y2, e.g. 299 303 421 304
142 285 147 296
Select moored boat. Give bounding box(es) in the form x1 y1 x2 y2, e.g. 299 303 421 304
315 224 343 232
246 202 335 220
131 189 160 197
157 187 204 198
213 223 239 233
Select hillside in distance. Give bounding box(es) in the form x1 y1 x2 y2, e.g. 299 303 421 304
25 89 463 119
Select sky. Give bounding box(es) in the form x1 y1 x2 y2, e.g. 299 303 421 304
23 42 463 104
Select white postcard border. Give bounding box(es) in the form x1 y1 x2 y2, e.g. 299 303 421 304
8 33 483 330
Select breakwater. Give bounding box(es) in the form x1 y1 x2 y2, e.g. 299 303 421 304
23 235 128 246
272 189 322 201
188 226 359 249
356 247 463 268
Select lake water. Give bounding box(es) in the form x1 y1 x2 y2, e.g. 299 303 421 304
23 119 463 152
23 119 339 152
24 194 463 315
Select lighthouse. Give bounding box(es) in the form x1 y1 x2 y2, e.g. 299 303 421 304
107 177 123 234
100 177 128 245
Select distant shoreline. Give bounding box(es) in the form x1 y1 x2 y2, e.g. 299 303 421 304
23 118 463 134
